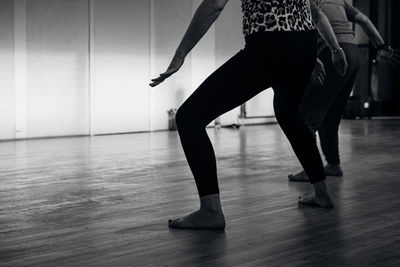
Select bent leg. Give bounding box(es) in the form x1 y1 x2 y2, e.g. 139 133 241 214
170 49 271 229
176 49 270 198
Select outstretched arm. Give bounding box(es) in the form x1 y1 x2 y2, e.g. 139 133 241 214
310 0 348 76
353 12 400 67
150 0 229 87
353 13 384 48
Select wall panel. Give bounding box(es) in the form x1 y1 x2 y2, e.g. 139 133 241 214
0 1 15 139
26 0 90 138
92 0 150 134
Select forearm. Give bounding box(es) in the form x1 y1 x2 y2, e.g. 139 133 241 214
311 2 347 75
315 11 341 50
356 14 384 48
175 0 225 58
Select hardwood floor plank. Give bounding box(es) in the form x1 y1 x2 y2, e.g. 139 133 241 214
0 119 399 266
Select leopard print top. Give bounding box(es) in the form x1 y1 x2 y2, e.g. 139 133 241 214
241 0 315 36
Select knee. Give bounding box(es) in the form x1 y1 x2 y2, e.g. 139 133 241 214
175 105 198 132
273 94 299 123
274 105 310 136
175 107 187 131
274 106 297 126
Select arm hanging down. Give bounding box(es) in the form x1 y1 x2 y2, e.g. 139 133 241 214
310 0 348 76
150 0 229 87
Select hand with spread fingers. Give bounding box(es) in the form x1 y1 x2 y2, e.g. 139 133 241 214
331 47 348 76
150 54 185 87
311 58 326 86
377 45 400 68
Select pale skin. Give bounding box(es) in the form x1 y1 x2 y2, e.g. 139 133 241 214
150 0 335 230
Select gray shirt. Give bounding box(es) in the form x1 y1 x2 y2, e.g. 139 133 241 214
313 0 361 52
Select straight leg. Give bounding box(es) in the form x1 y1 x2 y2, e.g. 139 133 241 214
319 47 360 165
272 36 333 208
290 44 360 180
274 87 326 184
299 47 350 133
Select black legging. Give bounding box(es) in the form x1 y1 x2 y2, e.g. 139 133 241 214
176 30 326 197
300 43 360 165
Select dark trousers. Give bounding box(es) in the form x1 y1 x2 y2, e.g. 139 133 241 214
176 30 326 197
300 43 360 165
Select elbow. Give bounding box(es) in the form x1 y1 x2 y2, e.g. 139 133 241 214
355 14 369 25
313 11 323 24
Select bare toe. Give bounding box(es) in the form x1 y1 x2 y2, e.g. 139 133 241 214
299 193 334 209
168 210 225 230
168 219 179 228
298 193 317 205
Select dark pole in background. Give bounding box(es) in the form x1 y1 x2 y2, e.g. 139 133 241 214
391 0 400 115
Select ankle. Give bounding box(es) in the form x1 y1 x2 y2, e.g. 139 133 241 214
313 180 330 197
200 194 223 213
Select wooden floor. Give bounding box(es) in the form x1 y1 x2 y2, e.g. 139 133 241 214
0 119 399 266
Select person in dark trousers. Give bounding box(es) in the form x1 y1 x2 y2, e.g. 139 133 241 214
289 0 400 182
150 0 338 230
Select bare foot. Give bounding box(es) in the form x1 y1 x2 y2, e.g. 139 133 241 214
289 165 343 182
288 170 309 182
298 192 334 208
168 209 226 230
324 164 343 177
169 194 226 230
298 180 334 209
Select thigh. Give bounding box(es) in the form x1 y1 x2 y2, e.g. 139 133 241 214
319 44 361 127
321 55 360 129
179 49 272 126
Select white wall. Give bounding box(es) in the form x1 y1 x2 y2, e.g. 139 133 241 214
0 0 15 140
26 0 90 138
0 0 275 140
92 0 150 135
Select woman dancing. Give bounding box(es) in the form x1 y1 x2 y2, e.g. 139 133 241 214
289 0 400 182
150 0 334 230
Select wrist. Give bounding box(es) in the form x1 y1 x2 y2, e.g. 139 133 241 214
174 50 187 59
376 44 389 51
331 47 343 54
